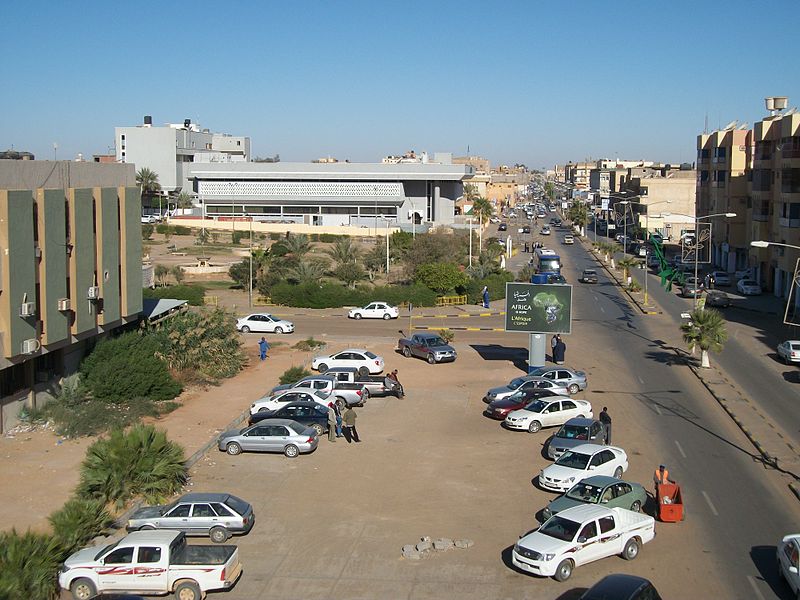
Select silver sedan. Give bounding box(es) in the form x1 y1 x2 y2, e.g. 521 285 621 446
527 366 588 395
218 419 318 458
484 376 570 403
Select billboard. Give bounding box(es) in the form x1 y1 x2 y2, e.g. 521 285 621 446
505 282 573 334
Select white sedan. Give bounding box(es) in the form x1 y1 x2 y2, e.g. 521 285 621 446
737 279 762 295
562 235 574 245
312 349 384 375
777 340 800 364
250 389 331 415
348 302 399 320
504 398 593 433
710 271 731 286
539 444 628 493
237 313 295 334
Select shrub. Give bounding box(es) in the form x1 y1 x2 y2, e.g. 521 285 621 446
228 260 251 289
80 332 182 404
319 233 341 243
78 424 187 507
415 262 469 294
439 329 455 343
231 230 245 245
279 365 312 384
48 497 113 553
172 225 191 236
143 284 206 306
269 232 282 241
293 337 327 351
0 530 64 600
155 223 173 235
40 396 165 439
464 272 515 304
268 281 438 308
141 223 154 240
310 233 320 242
627 280 642 292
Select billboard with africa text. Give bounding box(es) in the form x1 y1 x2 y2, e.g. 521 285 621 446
504 282 573 334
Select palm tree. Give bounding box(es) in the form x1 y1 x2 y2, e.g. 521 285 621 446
283 234 311 260
681 308 728 368
175 192 194 209
618 256 640 281
287 259 329 284
472 196 494 224
136 168 161 200
568 201 589 235
326 237 360 266
545 181 555 200
463 183 479 204
170 266 185 285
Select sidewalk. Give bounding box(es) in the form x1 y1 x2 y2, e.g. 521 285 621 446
578 235 800 498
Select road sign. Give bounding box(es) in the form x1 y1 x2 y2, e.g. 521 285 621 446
505 282 573 334
601 197 609 211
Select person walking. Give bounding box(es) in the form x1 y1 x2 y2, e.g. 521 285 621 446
333 402 343 438
327 403 337 442
653 464 675 498
553 337 566 365
342 406 360 443
599 407 612 444
258 337 269 361
482 285 490 309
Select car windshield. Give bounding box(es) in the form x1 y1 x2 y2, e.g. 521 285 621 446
509 377 527 388
583 270 596 275
525 400 549 413
224 495 250 516
555 451 591 469
565 482 603 503
742 280 757 286
286 422 306 435
555 424 589 440
365 351 378 359
95 541 119 560
538 516 580 542
426 337 446 347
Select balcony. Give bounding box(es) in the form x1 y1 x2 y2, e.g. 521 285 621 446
783 148 800 159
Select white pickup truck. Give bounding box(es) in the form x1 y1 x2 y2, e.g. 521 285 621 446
58 530 241 600
512 504 655 582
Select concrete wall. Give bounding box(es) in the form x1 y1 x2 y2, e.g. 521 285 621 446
96 187 121 325
38 189 69 346
170 217 398 237
0 160 136 190
117 126 178 189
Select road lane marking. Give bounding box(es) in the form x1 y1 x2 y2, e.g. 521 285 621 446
600 306 605 313
653 403 662 415
637 375 644 384
701 491 719 516
674 440 687 458
747 576 767 600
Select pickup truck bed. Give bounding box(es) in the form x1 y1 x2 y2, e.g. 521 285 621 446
172 544 236 565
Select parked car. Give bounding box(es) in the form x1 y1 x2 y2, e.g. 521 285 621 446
541 226 551 235
217 419 318 457
777 340 800 364
348 302 399 320
140 215 159 224
680 277 703 298
580 269 598 284
527 366 587 395
580 574 662 600
705 290 731 308
647 254 662 268
710 271 731 286
737 279 762 295
512 505 654 581
59 530 241 600
735 267 754 280
504 397 593 433
398 332 457 364
562 234 574 245
547 274 567 285
778 534 800 597
250 389 332 414
484 376 570 403
484 389 564 421
322 366 399 397
489 216 501 224
522 225 531 234
249 401 331 435
547 418 608 459
541 476 647 521
312 349 384 375
236 313 295 334
498 223 508 231
540 444 629 492
126 493 254 543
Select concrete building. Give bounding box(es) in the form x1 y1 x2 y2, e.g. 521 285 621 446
0 161 142 432
621 166 696 239
115 117 250 194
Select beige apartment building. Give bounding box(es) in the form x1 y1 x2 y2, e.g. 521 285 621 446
622 166 696 239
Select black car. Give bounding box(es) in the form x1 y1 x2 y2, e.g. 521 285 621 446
705 290 731 308
580 574 662 600
248 401 330 435
547 274 567 285
498 223 508 231
581 269 598 283
522 225 531 234
553 218 562 227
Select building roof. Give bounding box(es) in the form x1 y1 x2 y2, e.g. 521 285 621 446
142 298 188 322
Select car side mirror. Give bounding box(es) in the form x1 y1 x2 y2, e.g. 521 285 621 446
791 566 799 575
601 498 609 503
588 465 596 470
577 536 587 543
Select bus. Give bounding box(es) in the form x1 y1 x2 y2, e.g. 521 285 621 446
535 248 562 275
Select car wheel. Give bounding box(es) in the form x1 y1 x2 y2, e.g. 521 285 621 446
311 423 324 436
576 414 585 419
614 466 624 478
630 500 642 513
139 525 156 531
354 313 362 320
553 558 573 582
427 354 436 364
528 420 542 433
226 442 242 456
209 526 229 543
403 347 412 358
70 577 97 600
274 326 284 334
383 313 391 320
358 366 370 376
568 384 579 395
284 444 299 458
622 537 640 561
318 363 329 373
174 580 202 600
241 325 250 333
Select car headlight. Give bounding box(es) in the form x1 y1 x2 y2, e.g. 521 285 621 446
544 553 556 561
565 477 575 483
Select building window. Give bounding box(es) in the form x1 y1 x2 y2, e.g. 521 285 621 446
781 169 800 194
699 170 709 183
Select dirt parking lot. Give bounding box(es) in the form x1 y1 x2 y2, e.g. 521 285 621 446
186 334 732 600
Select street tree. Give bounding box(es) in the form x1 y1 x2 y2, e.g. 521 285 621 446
680 308 728 368
228 260 251 289
363 243 386 279
288 259 330 285
170 266 185 285
618 256 640 281
568 201 589 235
326 237 360 266
415 262 469 294
154 264 169 287
136 168 161 202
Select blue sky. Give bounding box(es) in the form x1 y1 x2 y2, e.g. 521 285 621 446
2 1 798 169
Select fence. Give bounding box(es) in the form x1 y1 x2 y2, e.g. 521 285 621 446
203 296 219 306
435 295 467 307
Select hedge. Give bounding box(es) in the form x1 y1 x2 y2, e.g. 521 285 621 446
269 282 437 308
143 284 206 306
464 272 515 304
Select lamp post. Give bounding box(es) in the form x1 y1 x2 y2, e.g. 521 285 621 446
468 216 474 267
617 198 671 305
247 213 253 308
384 216 390 276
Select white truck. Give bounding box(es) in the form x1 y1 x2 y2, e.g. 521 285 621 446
512 504 655 582
268 375 368 409
778 534 800 596
58 530 242 600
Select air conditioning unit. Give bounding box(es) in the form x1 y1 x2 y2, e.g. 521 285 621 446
34 247 42 258
57 298 71 311
21 338 39 354
19 302 36 317
87 286 100 300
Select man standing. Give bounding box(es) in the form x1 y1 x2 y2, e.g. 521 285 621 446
482 285 490 309
653 464 675 498
258 337 269 361
599 407 612 444
553 337 566 365
550 334 558 362
326 404 337 442
342 405 360 443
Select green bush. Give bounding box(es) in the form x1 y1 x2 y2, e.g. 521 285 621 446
78 424 187 507
231 230 245 245
80 332 182 404
48 497 113 553
143 284 206 306
292 337 327 351
464 272 515 304
439 329 455 343
268 282 437 309
369 284 437 307
319 233 341 243
269 232 282 240
40 396 167 438
141 223 154 240
279 365 312 384
310 233 320 242
415 262 469 294
155 223 173 235
172 225 191 235
0 530 64 600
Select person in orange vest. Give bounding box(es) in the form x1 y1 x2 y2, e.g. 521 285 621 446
653 464 675 494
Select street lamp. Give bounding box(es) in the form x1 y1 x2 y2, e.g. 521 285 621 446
616 198 671 305
382 216 390 276
467 216 474 267
247 213 253 308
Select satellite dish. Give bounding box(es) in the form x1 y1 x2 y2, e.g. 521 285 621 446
737 123 749 130
784 107 797 116
723 120 737 131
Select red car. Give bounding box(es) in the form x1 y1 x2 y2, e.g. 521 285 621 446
484 389 564 420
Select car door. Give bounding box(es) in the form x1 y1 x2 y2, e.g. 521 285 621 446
159 503 191 531
572 519 606 566
295 392 317 405
540 401 561 427
559 399 579 422
98 545 136 590
363 304 378 318
211 502 240 531
245 425 272 452
350 352 367 369
594 450 617 476
332 352 352 367
779 539 800 594
134 545 168 590
250 315 268 333
609 482 633 509
262 315 278 332
270 424 291 451
189 503 216 535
